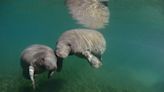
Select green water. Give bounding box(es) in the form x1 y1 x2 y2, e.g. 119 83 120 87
0 0 164 92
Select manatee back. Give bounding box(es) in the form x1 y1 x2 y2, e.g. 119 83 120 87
20 45 53 64
73 29 106 55
57 29 106 55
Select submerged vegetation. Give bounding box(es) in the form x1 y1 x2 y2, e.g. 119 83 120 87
0 58 156 92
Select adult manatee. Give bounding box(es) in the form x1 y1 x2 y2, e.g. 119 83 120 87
20 44 58 89
55 29 106 70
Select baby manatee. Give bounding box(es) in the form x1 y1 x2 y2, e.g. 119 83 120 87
55 29 106 70
20 44 58 89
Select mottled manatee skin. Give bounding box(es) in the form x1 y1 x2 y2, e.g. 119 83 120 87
20 44 57 79
56 29 106 58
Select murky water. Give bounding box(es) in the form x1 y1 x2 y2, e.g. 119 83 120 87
0 0 164 92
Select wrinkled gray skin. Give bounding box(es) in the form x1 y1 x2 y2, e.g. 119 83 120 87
20 44 57 89
55 29 106 70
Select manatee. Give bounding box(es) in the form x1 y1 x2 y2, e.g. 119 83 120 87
66 0 110 29
55 29 106 70
20 44 58 89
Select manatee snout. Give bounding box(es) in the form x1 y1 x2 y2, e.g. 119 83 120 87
44 54 57 70
55 43 70 58
56 49 69 58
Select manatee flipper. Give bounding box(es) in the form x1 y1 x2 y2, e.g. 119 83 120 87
48 70 54 79
82 51 102 68
29 65 35 89
56 57 63 72
97 55 102 61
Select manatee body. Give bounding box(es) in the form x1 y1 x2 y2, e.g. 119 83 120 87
20 44 57 89
55 29 106 69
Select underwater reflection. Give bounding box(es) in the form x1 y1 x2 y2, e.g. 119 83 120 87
66 0 110 29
